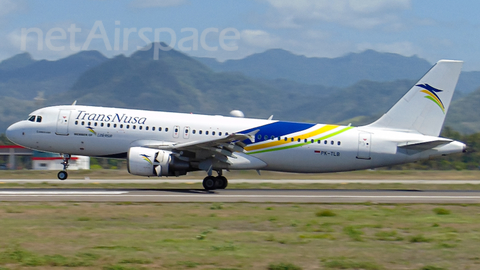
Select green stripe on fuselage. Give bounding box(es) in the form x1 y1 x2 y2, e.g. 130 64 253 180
247 126 354 155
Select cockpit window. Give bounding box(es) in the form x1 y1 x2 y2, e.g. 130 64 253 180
36 116 42 123
28 115 35 122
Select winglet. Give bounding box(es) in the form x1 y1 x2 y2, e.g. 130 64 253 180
245 129 260 143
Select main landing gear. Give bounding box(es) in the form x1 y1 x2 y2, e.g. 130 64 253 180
57 154 71 180
202 171 228 190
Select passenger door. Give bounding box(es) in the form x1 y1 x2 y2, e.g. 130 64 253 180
55 110 71 136
356 132 371 159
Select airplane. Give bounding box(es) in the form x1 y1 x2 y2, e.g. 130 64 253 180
6 60 466 190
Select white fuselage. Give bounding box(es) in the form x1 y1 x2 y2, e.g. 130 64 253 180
6 105 466 174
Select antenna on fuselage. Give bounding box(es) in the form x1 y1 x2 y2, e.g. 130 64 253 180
72 100 77 106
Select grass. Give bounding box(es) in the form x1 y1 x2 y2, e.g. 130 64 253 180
0 203 479 269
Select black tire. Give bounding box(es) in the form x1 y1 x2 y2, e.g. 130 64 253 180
215 176 228 189
58 171 68 180
203 176 216 190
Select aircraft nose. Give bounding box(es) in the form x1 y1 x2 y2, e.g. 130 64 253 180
6 122 25 145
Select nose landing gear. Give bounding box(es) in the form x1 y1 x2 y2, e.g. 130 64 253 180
57 154 71 180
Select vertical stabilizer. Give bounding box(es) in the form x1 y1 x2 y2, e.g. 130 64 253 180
366 60 463 136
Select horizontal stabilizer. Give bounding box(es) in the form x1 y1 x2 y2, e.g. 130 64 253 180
398 139 452 151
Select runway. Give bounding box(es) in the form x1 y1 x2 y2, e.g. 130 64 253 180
2 179 480 184
1 188 480 203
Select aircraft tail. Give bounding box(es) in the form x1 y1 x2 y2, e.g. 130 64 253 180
366 60 463 136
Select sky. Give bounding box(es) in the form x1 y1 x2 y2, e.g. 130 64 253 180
1 0 480 70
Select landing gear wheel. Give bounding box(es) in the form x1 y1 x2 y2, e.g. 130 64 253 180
58 170 68 180
215 176 228 189
203 176 216 190
58 154 71 181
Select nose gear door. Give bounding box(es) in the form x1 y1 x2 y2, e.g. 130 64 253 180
56 110 71 135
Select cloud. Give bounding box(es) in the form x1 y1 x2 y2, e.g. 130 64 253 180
130 0 187 8
240 30 280 48
263 0 411 30
0 0 26 17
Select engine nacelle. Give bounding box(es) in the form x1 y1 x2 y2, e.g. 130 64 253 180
127 147 188 177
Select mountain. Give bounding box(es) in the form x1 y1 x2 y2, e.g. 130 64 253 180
0 46 480 135
0 50 108 100
277 79 414 123
53 44 318 117
456 71 480 94
195 49 433 87
0 53 35 71
445 88 480 133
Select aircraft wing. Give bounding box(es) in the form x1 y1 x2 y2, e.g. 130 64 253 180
133 130 260 165
397 139 452 151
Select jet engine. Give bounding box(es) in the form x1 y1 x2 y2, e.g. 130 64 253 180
127 147 189 177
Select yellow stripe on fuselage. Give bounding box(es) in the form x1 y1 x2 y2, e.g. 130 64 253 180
244 124 339 152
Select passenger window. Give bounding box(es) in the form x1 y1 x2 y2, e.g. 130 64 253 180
159 127 162 131
75 121 78 125
126 125 129 129
120 124 123 128
199 130 202 135
139 126 142 130
212 131 215 135
264 135 268 140
291 138 294 142
206 131 209 135
165 128 169 132
331 140 334 145
324 141 327 144
152 127 155 131
304 139 307 143
101 123 104 127
192 130 196 134
257 134 262 139
81 121 85 126
36 116 42 123
311 139 314 143
28 115 36 122
225 132 229 135
317 140 321 144
107 123 110 128
284 137 288 141
219 132 222 136
94 122 97 126
88 122 91 126
113 124 117 128
146 126 149 131
133 125 136 129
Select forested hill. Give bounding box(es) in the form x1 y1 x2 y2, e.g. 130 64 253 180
0 44 479 134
